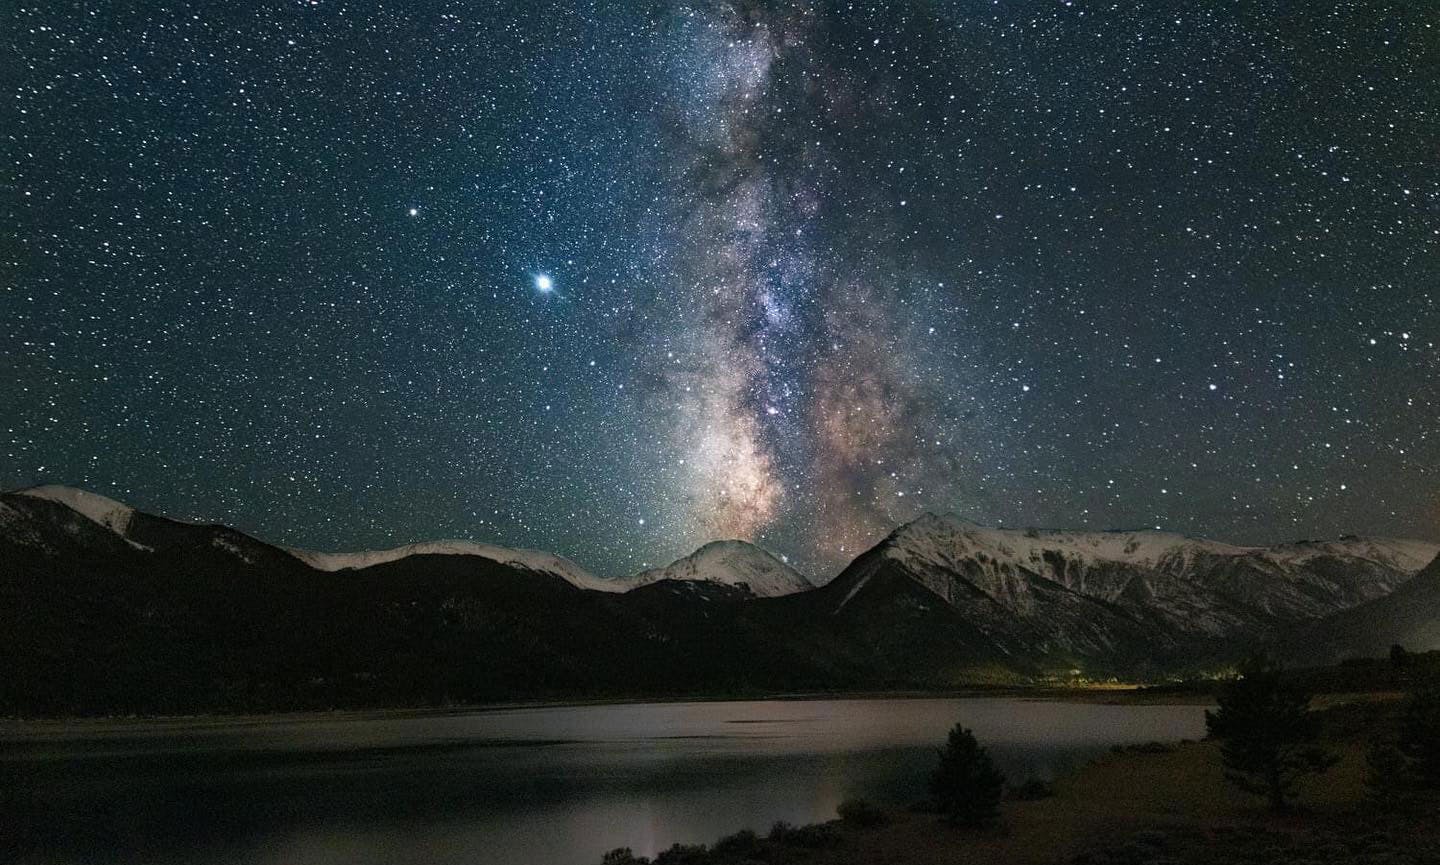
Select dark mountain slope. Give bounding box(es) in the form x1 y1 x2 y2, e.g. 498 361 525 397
1278 554 1440 666
0 492 872 715
813 529 1175 679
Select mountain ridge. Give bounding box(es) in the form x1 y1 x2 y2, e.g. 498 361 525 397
813 511 1439 675
4 485 1439 716
16 486 1435 592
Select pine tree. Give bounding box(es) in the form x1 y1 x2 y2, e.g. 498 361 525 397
929 722 1005 827
1399 685 1440 790
1205 655 1337 811
1364 739 1413 804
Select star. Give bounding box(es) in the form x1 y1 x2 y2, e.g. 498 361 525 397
534 274 554 293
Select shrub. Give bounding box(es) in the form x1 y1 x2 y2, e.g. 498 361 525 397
1069 830 1173 865
653 843 708 865
601 849 651 865
1132 741 1175 754
1110 741 1177 755
710 829 760 857
1365 739 1414 804
1010 778 1055 800
767 821 838 848
1204 654 1337 811
796 823 839 848
929 722 1006 827
836 798 887 827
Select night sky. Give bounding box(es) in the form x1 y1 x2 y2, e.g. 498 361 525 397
4 1 1438 576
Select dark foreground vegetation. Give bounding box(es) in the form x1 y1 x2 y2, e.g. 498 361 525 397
596 653 1440 865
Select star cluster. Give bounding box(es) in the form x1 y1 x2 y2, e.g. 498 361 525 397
3 1 1437 575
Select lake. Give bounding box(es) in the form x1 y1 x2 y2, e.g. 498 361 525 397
1 697 1208 865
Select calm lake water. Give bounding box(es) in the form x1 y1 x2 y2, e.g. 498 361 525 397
2 698 1207 865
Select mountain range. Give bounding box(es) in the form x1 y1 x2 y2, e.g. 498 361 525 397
2 485 1436 716
1277 552 1440 667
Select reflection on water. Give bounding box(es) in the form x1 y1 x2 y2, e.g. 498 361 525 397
1 698 1207 865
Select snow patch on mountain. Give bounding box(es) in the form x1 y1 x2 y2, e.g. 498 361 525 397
17 485 136 537
885 513 1438 577
1261 537 1440 574
835 572 873 612
629 540 813 597
288 541 621 592
211 536 255 564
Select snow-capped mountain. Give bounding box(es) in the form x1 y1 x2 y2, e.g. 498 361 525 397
627 540 813 597
16 485 138 537
0 485 849 716
4 486 1439 716
6 486 617 589
7 485 329 573
3 486 149 558
289 542 620 593
2 486 807 597
824 513 1439 668
879 513 1436 588
1260 536 1440 574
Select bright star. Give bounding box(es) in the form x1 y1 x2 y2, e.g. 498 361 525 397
407 207 418 217
535 274 554 292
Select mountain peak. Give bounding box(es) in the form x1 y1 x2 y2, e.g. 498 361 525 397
631 539 813 597
901 512 983 531
15 485 136 536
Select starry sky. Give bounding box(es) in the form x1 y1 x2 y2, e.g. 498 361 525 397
4 1 1438 577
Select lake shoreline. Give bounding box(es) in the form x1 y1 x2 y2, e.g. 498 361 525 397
0 684 1217 730
587 695 1436 865
4 696 1214 865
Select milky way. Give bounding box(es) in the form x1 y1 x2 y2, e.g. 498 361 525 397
3 1 1437 575
649 2 990 563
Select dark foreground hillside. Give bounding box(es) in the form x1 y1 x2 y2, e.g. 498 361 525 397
1 492 1020 716
0 524 856 715
592 690 1440 865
